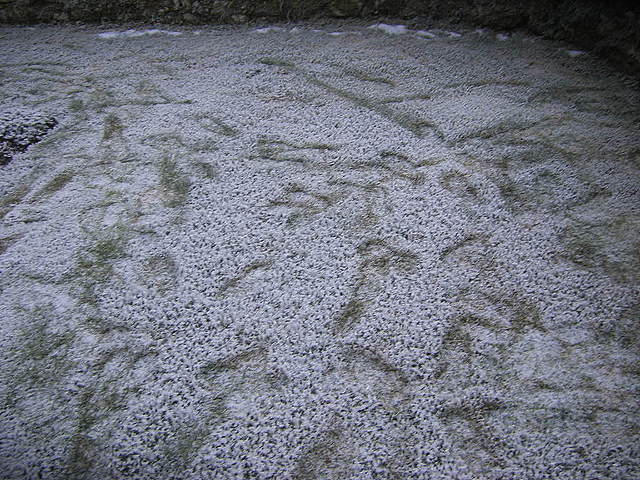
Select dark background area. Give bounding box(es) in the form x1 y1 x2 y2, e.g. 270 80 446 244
1 0 639 76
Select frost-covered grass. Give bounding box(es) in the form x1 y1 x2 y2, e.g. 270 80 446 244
0 20 639 480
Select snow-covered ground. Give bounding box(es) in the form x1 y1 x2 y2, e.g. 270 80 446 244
1 22 639 479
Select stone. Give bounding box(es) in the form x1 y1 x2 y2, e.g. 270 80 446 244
0 110 58 165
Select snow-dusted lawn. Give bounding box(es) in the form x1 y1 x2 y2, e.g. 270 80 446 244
1 22 639 479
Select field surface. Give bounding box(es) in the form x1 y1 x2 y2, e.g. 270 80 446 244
1 22 639 480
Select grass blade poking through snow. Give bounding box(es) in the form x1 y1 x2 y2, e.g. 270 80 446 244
159 154 191 208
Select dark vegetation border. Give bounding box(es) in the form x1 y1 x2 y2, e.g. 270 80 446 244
1 0 639 77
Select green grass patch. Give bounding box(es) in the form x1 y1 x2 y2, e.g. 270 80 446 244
20 318 74 363
89 237 127 263
380 93 431 104
194 161 217 179
164 422 210 475
219 260 273 294
31 170 75 202
201 348 266 377
11 310 76 389
269 184 338 227
509 301 546 334
190 138 219 153
195 114 239 137
1 180 34 218
334 298 366 333
560 219 639 284
141 132 186 150
293 427 345 479
300 70 433 137
344 67 395 87
69 98 85 112
143 253 178 294
353 153 425 185
23 65 66 76
82 316 129 336
159 154 191 208
102 113 124 140
302 142 338 151
441 234 484 259
87 84 192 112
440 170 479 199
73 227 129 304
0 181 33 219
357 238 419 274
253 138 339 166
258 57 296 68
88 87 118 112
67 388 98 475
0 234 21 256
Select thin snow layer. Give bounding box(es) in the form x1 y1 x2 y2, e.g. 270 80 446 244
415 30 437 38
253 26 361 37
98 29 183 39
252 27 286 34
368 23 409 35
566 49 587 57
0 22 639 480
254 25 442 39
